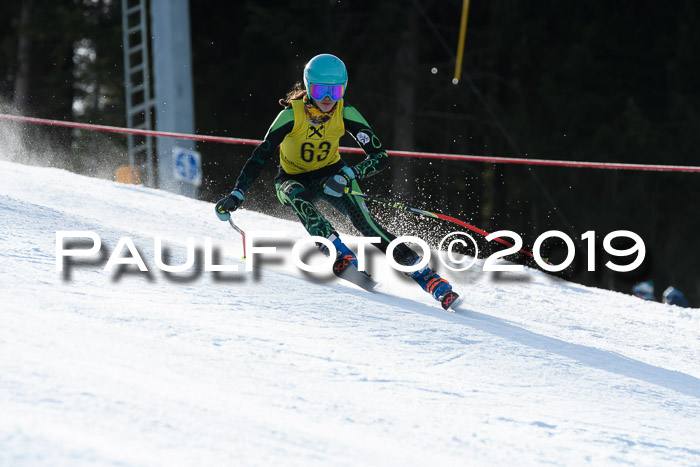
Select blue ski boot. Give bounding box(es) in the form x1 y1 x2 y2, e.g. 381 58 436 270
318 232 358 267
407 259 460 310
323 233 376 291
332 235 359 268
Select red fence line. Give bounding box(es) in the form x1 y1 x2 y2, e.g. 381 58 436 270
2 113 699 173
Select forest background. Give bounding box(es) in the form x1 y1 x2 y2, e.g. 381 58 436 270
1 0 698 304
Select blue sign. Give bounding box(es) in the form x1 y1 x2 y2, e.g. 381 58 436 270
172 147 202 186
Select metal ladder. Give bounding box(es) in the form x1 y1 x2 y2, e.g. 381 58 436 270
121 0 156 186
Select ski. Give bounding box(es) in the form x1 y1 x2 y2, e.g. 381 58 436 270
332 256 461 312
332 257 377 292
439 291 461 311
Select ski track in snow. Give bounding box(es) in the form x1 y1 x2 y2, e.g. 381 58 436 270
1 159 699 466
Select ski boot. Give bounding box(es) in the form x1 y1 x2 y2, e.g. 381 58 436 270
331 234 359 269
318 232 359 267
322 233 376 291
407 260 460 310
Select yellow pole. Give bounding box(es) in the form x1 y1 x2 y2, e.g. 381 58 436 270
454 0 471 83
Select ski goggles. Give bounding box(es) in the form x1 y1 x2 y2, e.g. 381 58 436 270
309 84 345 101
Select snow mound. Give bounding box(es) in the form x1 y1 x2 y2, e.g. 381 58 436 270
1 160 698 466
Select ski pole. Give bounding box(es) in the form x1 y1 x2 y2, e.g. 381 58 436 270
345 189 541 262
227 218 247 260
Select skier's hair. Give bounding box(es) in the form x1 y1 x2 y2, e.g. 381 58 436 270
279 81 307 108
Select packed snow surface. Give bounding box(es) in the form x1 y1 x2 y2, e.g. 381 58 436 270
1 159 699 466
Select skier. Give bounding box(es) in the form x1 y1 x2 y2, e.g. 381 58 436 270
215 53 458 309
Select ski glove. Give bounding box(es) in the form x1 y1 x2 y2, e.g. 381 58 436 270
323 166 357 197
215 189 244 221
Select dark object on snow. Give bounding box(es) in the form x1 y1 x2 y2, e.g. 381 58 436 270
632 281 655 301
662 286 690 308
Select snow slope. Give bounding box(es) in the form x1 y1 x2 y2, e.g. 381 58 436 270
1 159 699 466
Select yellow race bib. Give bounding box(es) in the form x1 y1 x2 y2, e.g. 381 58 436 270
279 99 344 174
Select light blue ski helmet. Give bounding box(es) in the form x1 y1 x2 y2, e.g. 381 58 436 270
303 54 348 96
